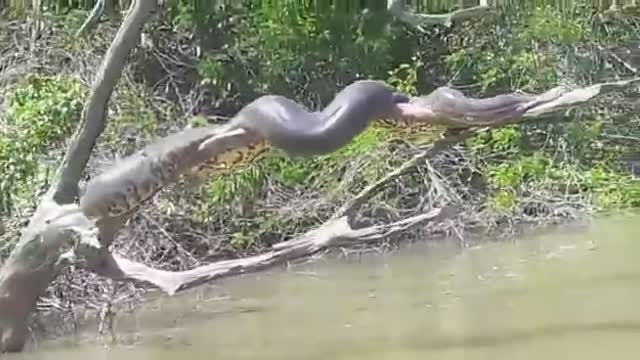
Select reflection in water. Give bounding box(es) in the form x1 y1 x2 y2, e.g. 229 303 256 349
12 214 640 360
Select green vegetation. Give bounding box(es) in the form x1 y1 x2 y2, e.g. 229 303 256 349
1 0 639 253
0 3 638 343
0 75 84 214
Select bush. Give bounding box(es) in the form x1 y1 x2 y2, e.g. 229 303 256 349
0 75 84 215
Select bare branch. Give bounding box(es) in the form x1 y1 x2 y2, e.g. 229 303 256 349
87 208 453 295
333 129 478 219
335 78 640 218
51 0 158 205
390 78 640 128
75 0 106 37
387 0 492 28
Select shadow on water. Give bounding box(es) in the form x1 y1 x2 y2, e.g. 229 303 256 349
12 213 640 359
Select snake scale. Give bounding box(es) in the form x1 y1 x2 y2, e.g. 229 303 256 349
80 80 550 220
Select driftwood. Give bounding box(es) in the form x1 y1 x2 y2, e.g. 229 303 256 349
0 0 639 353
93 208 450 296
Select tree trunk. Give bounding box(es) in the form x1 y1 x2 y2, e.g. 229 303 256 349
0 0 159 352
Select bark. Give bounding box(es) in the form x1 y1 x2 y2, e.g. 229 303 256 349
387 0 491 28
91 208 452 296
0 0 158 353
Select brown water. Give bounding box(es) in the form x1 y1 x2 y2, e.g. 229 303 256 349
10 214 640 359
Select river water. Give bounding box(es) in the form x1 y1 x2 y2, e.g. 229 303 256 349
9 213 640 359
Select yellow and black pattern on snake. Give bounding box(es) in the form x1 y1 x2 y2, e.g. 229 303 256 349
194 139 271 175
80 80 409 219
80 126 254 218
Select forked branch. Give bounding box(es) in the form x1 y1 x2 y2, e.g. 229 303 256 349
338 78 640 217
387 0 492 28
89 208 452 295
0 0 159 353
81 77 640 295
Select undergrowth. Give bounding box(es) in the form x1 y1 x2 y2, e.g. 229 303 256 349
0 75 84 215
0 0 638 339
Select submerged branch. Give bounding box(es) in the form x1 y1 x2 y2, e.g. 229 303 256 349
87 208 451 295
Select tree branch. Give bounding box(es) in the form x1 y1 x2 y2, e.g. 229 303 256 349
78 76 640 295
51 0 158 205
390 78 640 128
387 0 491 28
0 12 635 349
333 129 478 219
75 0 106 37
336 78 640 218
86 208 452 295
0 0 159 353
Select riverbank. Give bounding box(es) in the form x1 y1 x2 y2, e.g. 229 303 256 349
23 212 640 355
1 3 639 344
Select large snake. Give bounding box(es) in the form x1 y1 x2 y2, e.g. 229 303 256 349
80 80 409 219
197 86 550 174
80 80 553 220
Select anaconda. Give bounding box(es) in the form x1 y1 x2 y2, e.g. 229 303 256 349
80 80 408 219
81 81 556 220
196 85 553 176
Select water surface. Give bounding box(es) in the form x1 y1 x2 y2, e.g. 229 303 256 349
12 214 640 360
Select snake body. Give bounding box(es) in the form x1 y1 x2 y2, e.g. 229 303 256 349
414 87 536 124
81 80 556 220
81 126 219 218
223 80 409 156
80 80 407 219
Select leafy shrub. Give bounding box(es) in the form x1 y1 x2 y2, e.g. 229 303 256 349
0 75 84 214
